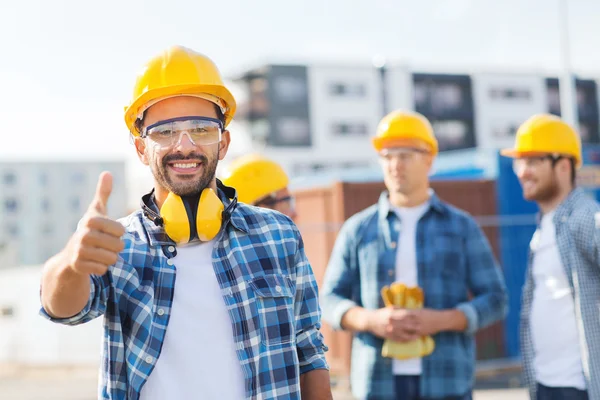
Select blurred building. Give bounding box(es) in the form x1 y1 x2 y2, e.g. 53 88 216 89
232 63 600 177
0 161 127 267
0 265 102 366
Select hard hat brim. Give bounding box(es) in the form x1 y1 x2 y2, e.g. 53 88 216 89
373 137 436 155
125 83 237 135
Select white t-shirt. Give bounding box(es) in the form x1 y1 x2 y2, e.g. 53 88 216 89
392 201 429 376
140 240 246 399
530 211 586 390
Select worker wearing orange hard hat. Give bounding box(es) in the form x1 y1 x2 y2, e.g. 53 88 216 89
322 109 507 399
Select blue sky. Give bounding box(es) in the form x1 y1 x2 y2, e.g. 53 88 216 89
1 0 598 193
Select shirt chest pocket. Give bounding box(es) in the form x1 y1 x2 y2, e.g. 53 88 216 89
434 232 466 279
249 274 296 346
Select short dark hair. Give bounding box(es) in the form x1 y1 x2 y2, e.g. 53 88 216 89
134 103 226 134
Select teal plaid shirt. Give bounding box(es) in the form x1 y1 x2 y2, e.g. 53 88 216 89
40 189 329 400
321 191 507 399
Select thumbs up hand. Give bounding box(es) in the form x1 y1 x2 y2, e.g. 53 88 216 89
64 172 126 276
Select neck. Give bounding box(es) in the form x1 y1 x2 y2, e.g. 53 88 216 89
389 187 430 208
537 185 574 214
153 179 218 209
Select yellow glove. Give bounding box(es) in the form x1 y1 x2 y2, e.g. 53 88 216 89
380 283 435 360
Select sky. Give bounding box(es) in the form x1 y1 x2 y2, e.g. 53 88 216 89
1 0 599 203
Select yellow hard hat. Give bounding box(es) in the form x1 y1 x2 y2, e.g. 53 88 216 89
372 110 438 156
124 45 237 135
501 113 582 168
221 154 289 205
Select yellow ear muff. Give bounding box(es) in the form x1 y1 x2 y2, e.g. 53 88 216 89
160 192 191 243
158 189 225 243
196 188 224 241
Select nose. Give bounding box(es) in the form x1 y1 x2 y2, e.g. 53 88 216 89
172 131 197 153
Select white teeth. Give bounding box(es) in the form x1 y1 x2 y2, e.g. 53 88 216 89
173 163 198 169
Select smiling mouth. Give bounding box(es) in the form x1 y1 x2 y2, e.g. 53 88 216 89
168 162 202 173
171 163 199 169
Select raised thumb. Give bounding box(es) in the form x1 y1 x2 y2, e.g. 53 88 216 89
89 171 113 215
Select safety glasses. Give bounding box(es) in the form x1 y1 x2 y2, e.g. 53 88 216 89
141 116 223 148
378 147 427 163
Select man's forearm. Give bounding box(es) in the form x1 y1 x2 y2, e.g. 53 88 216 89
41 252 91 319
340 306 372 333
438 309 468 332
300 369 333 400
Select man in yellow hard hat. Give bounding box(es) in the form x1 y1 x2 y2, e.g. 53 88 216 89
38 46 331 400
502 113 600 400
321 110 507 400
221 153 297 221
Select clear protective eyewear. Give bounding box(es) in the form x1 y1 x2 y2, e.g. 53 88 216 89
512 154 560 175
141 116 223 148
379 147 427 163
257 195 296 209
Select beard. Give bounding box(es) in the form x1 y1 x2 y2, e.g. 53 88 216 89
523 174 560 203
152 150 219 196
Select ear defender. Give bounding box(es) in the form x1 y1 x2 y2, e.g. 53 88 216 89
159 188 224 243
196 188 224 241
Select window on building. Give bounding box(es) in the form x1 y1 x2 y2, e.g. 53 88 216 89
41 198 50 213
0 306 14 318
274 76 307 103
547 86 561 114
431 120 469 148
250 78 268 94
579 122 592 142
39 173 48 187
3 172 16 185
71 197 81 211
331 122 369 136
415 82 465 113
5 198 18 213
491 121 520 139
489 87 532 101
72 172 86 185
6 224 18 237
341 161 370 169
250 119 270 142
275 117 310 144
329 82 366 97
41 224 54 236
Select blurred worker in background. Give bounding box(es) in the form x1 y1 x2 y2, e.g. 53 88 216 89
321 109 508 400
221 153 297 221
502 113 600 400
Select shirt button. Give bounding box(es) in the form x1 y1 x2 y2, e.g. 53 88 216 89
157 309 165 316
145 356 153 364
390 242 397 249
388 270 394 277
275 285 282 293
168 246 175 252
166 259 174 266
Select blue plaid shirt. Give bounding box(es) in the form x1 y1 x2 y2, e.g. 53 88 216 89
40 190 328 400
521 188 600 400
321 191 508 399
